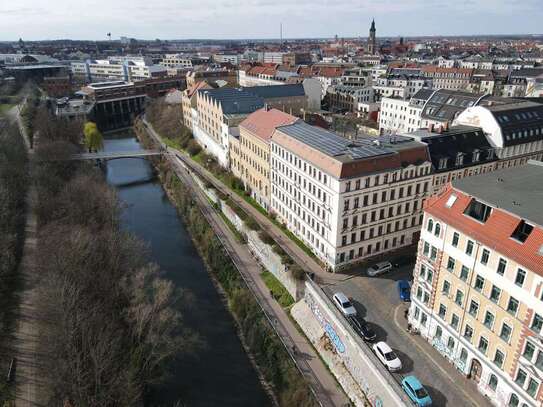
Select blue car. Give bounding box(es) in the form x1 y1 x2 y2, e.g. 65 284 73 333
397 280 411 301
402 376 432 406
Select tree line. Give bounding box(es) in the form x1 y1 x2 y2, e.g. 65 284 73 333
32 108 194 406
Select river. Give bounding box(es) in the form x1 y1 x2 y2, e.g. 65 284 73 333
102 133 271 407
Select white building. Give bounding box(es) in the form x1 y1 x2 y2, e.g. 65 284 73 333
270 121 432 270
160 54 193 68
71 57 167 82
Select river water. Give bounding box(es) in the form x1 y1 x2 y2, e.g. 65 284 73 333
103 134 271 407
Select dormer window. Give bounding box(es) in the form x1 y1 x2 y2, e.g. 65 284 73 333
455 153 464 166
464 199 492 223
511 220 533 243
438 157 448 169
472 149 481 162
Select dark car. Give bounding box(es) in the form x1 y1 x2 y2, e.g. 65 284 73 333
397 280 411 302
348 315 377 341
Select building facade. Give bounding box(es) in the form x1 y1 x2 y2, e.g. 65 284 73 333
270 121 433 270
409 161 543 407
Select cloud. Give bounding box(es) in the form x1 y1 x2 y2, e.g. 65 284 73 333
0 0 542 40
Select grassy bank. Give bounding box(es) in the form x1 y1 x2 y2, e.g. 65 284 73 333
158 162 316 407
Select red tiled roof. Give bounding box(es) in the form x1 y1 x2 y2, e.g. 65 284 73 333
425 185 543 275
240 108 298 143
186 81 210 98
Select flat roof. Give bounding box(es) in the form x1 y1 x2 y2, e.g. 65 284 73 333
452 160 543 227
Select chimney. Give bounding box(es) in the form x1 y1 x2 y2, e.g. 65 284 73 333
264 103 270 111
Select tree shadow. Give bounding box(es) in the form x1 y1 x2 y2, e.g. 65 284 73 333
424 385 448 406
394 349 414 374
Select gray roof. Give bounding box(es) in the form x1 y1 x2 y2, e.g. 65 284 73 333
489 101 543 147
243 84 305 99
452 160 543 227
198 87 264 115
421 89 486 122
276 121 393 161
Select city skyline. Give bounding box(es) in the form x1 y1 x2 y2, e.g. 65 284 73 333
1 0 543 41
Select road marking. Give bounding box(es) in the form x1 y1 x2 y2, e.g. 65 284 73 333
393 305 482 407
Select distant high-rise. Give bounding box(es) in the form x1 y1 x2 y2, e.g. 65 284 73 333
368 19 377 55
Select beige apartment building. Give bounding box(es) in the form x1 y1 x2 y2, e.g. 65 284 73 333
181 81 211 130
234 108 298 210
409 161 543 407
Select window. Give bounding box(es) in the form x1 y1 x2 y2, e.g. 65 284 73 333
497 258 507 275
515 268 526 287
494 350 505 369
500 323 512 342
435 223 441 237
430 247 437 261
524 341 536 360
421 313 428 326
511 220 534 243
468 300 479 317
515 369 527 387
474 275 485 292
426 269 434 284
455 290 464 306
452 232 459 247
535 351 543 371
447 336 455 350
442 280 451 295
478 336 489 354
490 285 501 303
451 314 459 330
447 256 455 271
481 249 490 265
466 240 474 256
508 394 519 407
484 311 495 329
439 304 447 318
423 242 430 256
531 313 543 333
464 324 473 341
460 266 469 281
527 378 539 398
427 218 433 232
488 374 498 391
507 297 519 316
464 199 492 223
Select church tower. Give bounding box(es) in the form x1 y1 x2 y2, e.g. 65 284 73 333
368 19 377 55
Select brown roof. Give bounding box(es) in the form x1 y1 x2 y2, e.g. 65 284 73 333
186 81 211 98
425 185 543 276
239 108 298 143
422 66 473 75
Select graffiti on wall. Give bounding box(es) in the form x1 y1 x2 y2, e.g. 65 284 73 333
305 290 384 407
431 337 467 372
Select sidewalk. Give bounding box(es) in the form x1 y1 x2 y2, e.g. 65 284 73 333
168 152 350 407
141 118 345 287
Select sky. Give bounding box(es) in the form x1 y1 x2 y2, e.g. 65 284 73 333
1 0 542 41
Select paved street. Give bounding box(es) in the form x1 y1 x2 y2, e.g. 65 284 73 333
322 259 493 407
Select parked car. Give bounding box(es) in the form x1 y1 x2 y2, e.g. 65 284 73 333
402 375 432 406
397 280 411 301
372 341 402 372
367 261 393 277
348 315 376 342
332 292 357 317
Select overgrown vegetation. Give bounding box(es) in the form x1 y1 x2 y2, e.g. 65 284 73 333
0 122 28 406
32 110 194 406
261 271 295 308
146 97 193 149
160 165 316 407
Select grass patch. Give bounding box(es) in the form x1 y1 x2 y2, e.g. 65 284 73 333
261 271 294 308
219 211 245 243
0 103 14 115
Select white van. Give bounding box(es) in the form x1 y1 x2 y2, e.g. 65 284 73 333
367 261 393 277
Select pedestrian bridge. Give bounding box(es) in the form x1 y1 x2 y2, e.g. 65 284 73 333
71 149 164 161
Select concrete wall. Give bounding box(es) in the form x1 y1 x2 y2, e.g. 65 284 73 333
293 279 412 407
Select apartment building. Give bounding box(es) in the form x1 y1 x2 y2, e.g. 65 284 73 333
181 81 212 129
270 122 433 270
71 58 167 83
193 88 264 167
409 161 543 407
160 54 193 68
243 84 308 115
327 85 375 113
186 69 237 88
233 108 298 210
422 66 473 91
455 100 543 161
374 75 432 101
379 89 432 135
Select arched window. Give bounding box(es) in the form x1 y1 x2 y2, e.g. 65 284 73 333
435 223 441 237
488 374 498 391
508 393 519 407
427 218 434 232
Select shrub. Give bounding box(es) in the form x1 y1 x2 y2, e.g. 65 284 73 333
272 244 286 256
245 217 260 231
187 139 202 156
258 230 275 246
290 264 306 281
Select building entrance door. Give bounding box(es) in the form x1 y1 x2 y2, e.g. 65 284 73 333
469 359 482 383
